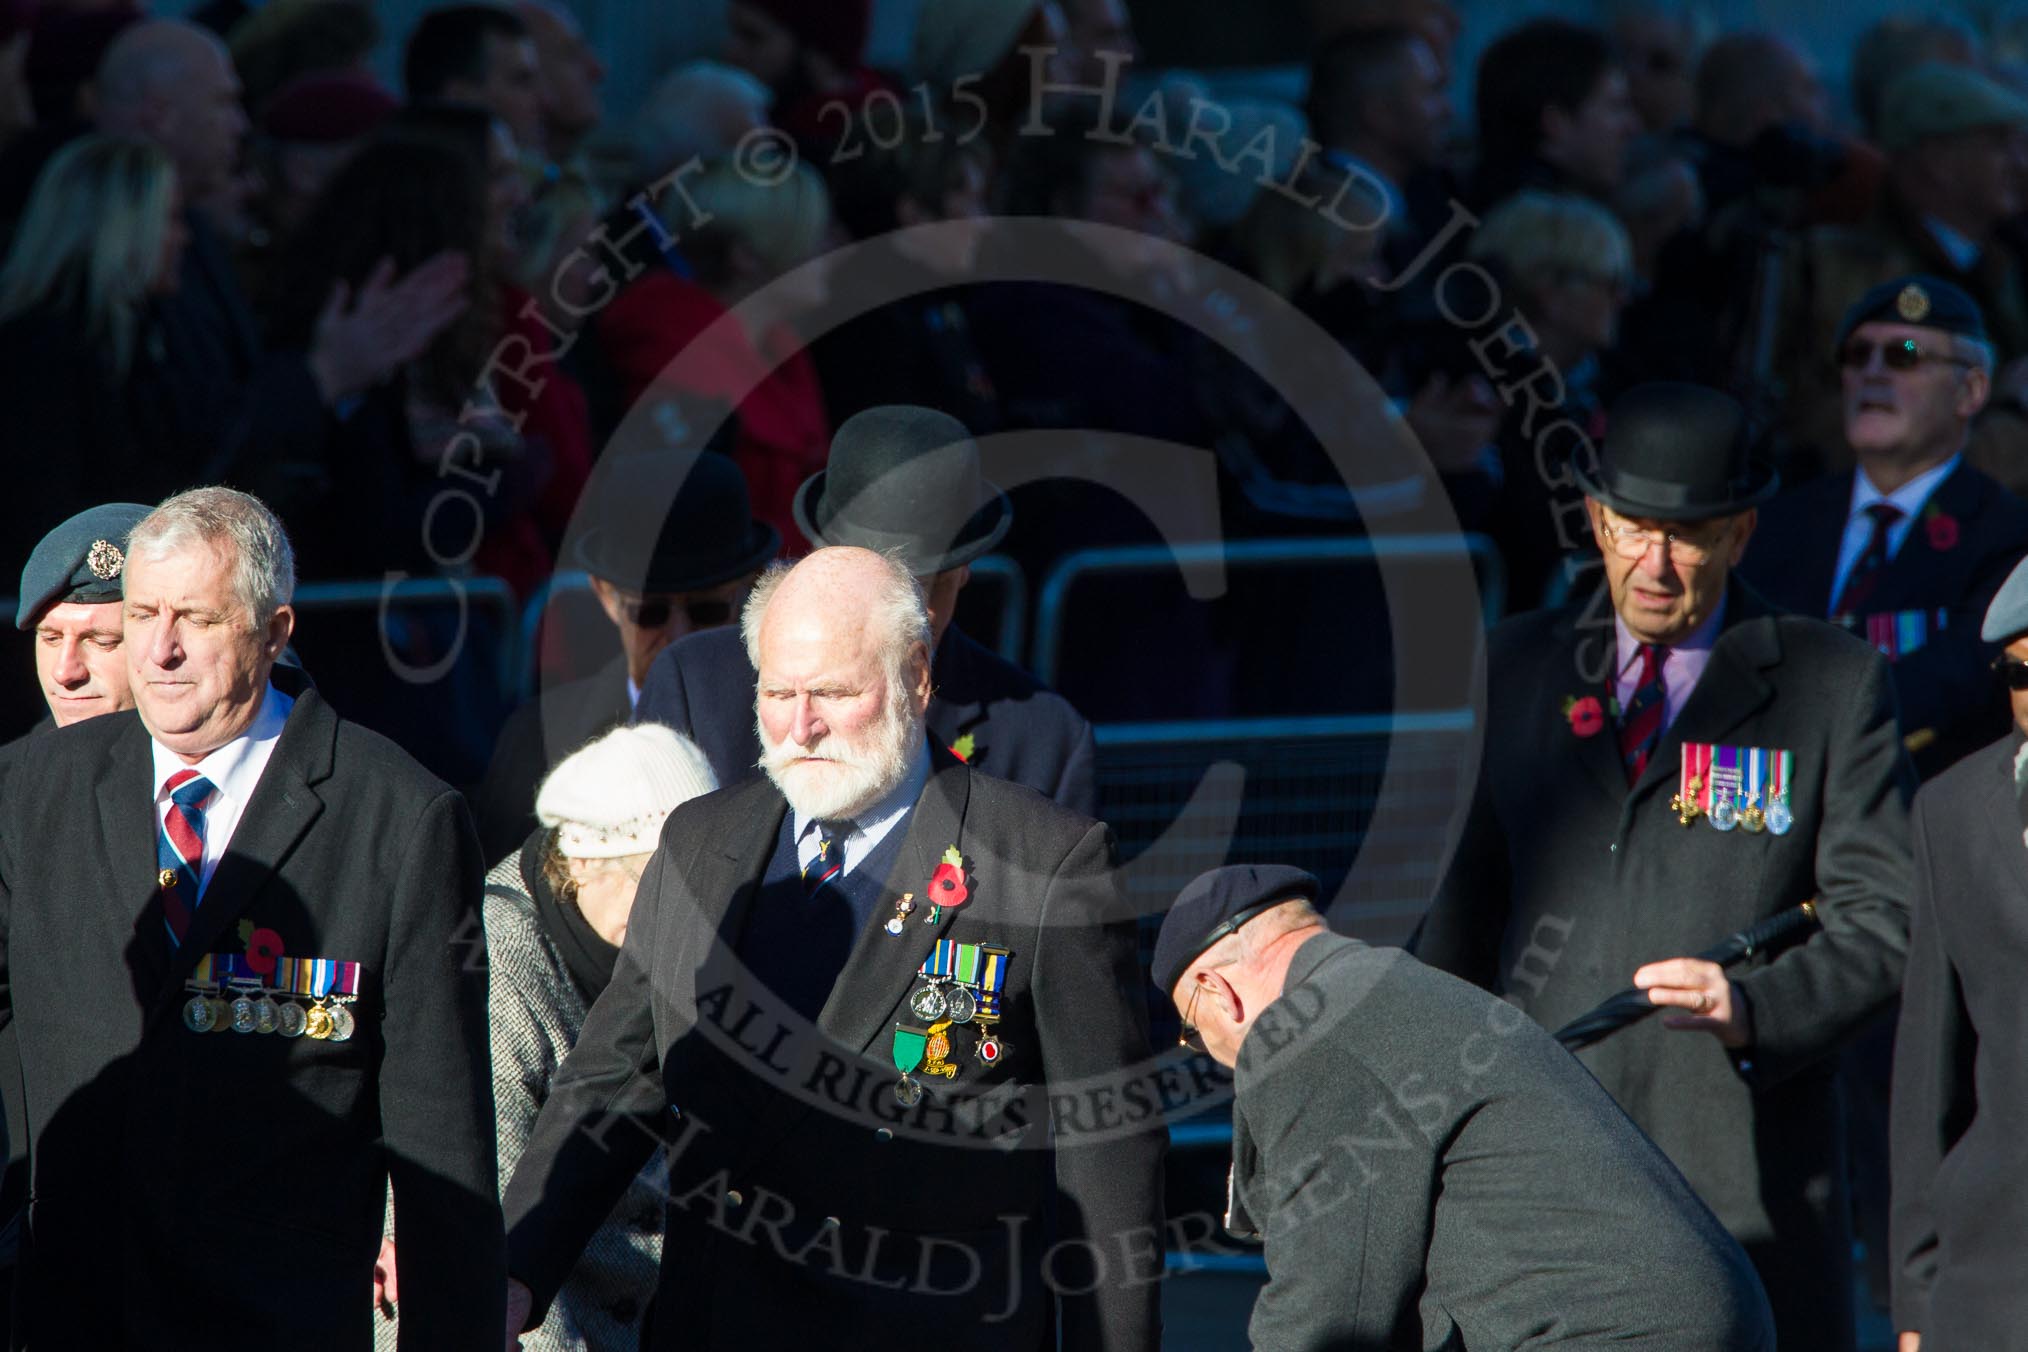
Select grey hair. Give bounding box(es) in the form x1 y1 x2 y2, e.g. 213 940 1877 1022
633 60 773 181
740 549 931 687
127 487 297 626
1956 333 1998 380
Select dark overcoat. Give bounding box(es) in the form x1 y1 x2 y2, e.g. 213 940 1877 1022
0 669 503 1349
473 656 634 861
1740 460 2028 777
634 623 1097 817
1890 730 2028 1348
1413 580 1914 1349
502 751 1164 1350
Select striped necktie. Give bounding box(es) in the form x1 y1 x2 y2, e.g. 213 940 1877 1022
1832 502 1904 617
1617 644 1668 786
158 770 217 946
802 820 846 897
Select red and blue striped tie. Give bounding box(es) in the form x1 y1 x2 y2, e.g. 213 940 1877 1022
1617 644 1668 786
158 770 216 946
802 821 844 896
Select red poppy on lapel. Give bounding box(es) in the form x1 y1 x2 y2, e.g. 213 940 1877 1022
245 926 285 977
1924 510 1959 552
1562 694 1608 738
929 846 970 909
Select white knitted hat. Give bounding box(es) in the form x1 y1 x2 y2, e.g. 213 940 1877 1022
536 724 717 858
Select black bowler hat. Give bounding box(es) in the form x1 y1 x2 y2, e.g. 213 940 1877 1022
1835 274 1988 349
571 450 779 592
1151 864 1321 998
15 502 151 629
1573 383 1777 523
792 406 1012 575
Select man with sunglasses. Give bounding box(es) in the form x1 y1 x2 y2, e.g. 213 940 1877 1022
1415 382 1916 1349
1158 863 1774 1348
1743 275 2028 780
475 450 778 860
1890 558 2028 1352
635 405 1097 815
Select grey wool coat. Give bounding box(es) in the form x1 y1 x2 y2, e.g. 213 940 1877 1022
1230 933 1775 1350
1413 580 1915 1349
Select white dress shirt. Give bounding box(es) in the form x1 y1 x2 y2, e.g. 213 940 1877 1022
793 736 932 879
150 683 295 898
1828 455 1961 613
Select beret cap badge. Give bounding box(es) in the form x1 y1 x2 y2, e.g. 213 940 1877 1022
85 539 124 581
1897 283 1931 323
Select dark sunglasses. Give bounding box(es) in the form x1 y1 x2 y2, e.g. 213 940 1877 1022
1992 655 2028 690
1839 337 1973 372
621 596 734 629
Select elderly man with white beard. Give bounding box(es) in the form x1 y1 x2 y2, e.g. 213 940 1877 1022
501 547 1164 1352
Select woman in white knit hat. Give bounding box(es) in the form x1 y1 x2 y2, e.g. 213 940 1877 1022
376 724 716 1351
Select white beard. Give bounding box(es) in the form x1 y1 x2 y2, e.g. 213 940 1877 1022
757 691 919 822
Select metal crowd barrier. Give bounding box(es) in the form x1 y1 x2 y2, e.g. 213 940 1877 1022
1031 533 1505 689
291 576 522 702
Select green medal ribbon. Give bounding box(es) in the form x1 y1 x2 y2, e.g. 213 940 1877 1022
892 1024 928 1075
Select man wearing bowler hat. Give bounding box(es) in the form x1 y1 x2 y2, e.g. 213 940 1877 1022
1157 864 1774 1349
1415 382 1915 1349
1890 555 2028 1352
1743 275 2028 780
475 450 778 859
636 404 1097 815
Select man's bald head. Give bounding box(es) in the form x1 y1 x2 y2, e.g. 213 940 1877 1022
94 19 246 218
1695 32 1823 147
746 548 935 820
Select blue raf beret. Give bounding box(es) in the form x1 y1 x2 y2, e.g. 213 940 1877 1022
1836 274 1987 350
1152 864 1320 998
16 502 152 629
1984 553 2028 643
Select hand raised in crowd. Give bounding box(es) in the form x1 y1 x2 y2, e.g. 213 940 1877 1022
1634 957 1752 1048
308 252 472 404
505 1277 534 1350
1405 372 1503 475
1898 1333 1920 1351
373 1236 398 1317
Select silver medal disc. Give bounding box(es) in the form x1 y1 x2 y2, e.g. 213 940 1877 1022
894 1074 922 1107
908 983 947 1021
1767 800 1793 835
277 1001 308 1039
328 1004 356 1042
254 997 281 1035
945 986 978 1024
183 995 216 1033
884 916 905 936
1709 792 1738 832
230 995 259 1034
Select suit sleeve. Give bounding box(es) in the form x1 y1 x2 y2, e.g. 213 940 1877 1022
1031 821 1164 1351
632 641 695 739
1889 791 1976 1334
503 843 672 1320
472 703 544 865
380 789 507 1352
1409 767 1512 989
1053 719 1099 819
1733 647 1913 1087
1882 535 2018 740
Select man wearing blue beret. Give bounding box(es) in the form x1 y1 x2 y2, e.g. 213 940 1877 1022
8 502 152 741
1156 864 1775 1348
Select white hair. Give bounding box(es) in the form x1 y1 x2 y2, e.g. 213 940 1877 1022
127 487 296 627
740 549 930 690
633 60 772 181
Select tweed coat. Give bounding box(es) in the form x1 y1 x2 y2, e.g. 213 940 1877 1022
1890 731 2028 1348
502 748 1163 1350
0 668 501 1349
1413 579 1915 1349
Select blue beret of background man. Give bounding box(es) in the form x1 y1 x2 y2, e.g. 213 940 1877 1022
12 501 152 734
1155 864 1775 1350
1889 554 2028 1352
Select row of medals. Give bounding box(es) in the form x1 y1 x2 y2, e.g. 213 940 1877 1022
1672 778 1794 834
184 986 358 1041
896 976 1000 1107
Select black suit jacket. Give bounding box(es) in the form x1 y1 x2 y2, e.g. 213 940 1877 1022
635 624 1097 817
1413 580 1914 1348
474 657 634 862
501 750 1164 1349
1890 730 2028 1346
1739 460 2028 776
0 670 503 1348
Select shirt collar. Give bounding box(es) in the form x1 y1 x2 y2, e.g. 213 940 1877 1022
150 683 293 800
794 734 933 845
1853 452 1962 521
1615 593 1728 676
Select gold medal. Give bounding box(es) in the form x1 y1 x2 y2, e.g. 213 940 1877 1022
158 868 177 890
922 1019 959 1080
305 1003 334 1040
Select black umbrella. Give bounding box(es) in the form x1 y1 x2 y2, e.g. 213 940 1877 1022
1553 902 1820 1051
